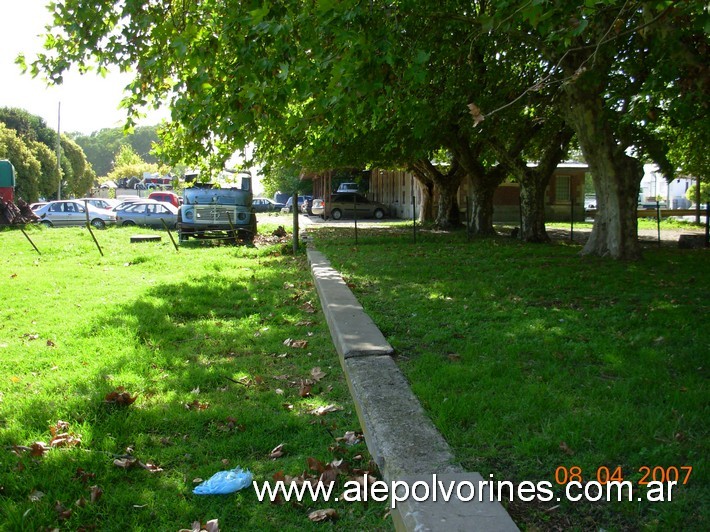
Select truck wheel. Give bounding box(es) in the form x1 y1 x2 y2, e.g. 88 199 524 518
331 209 342 220
373 208 384 220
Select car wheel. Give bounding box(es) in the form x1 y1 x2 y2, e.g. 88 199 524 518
91 219 106 229
373 208 384 219
331 209 342 220
122 220 136 226
40 220 53 228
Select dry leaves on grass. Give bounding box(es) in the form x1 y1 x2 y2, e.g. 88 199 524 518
337 431 363 446
310 367 327 381
269 443 286 459
308 508 339 522
283 338 309 349
310 404 342 416
49 420 82 448
179 519 219 532
559 441 575 456
300 301 317 314
104 386 138 406
185 400 210 410
113 457 163 473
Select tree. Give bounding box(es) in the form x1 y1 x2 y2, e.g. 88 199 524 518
485 1 708 258
0 123 41 202
72 125 161 177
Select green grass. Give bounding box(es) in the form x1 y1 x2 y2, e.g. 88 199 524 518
0 223 390 531
311 225 708 531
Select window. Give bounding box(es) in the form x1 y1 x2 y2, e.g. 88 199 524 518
556 175 570 202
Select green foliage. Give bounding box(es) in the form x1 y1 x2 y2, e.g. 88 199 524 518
0 123 41 201
686 181 710 203
112 144 143 167
0 107 96 200
72 125 161 177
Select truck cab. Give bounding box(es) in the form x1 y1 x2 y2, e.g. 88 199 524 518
177 174 256 242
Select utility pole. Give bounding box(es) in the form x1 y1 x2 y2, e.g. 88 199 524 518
56 102 62 200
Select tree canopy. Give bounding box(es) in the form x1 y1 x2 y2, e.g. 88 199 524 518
25 0 709 257
0 107 95 201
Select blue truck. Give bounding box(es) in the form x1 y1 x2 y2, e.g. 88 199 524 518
177 173 256 243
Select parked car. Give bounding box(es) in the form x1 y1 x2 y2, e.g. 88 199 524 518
148 191 181 208
115 201 178 228
323 193 387 220
79 197 120 211
111 197 154 213
30 202 48 211
252 197 284 212
281 195 311 213
336 182 359 193
33 200 116 229
311 198 325 217
300 197 314 215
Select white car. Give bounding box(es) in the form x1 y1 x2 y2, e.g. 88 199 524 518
33 200 117 229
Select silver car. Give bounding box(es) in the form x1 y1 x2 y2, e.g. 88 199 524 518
33 200 117 229
115 201 178 228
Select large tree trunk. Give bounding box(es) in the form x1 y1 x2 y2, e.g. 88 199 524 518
435 178 461 228
469 177 496 235
519 175 550 242
419 180 434 223
564 86 642 259
409 158 463 228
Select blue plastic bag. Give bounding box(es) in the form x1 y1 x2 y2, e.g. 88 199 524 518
193 467 253 495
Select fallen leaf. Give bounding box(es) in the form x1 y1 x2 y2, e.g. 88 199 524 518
113 457 139 469
193 478 204 484
559 441 574 456
73 468 96 484
184 400 210 410
310 404 342 416
291 340 308 349
10 273 17 278
54 500 72 520
269 443 285 459
310 367 327 381
75 496 87 508
104 387 137 406
46 340 56 348
307 457 325 473
90 485 103 503
275 388 284 395
337 431 362 446
30 442 49 457
296 320 315 327
299 382 312 398
282 403 294 411
191 387 201 394
447 353 461 362
28 490 45 502
300 302 317 314
308 508 339 522
140 462 163 473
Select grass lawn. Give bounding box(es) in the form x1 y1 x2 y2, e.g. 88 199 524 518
0 222 389 531
311 225 708 531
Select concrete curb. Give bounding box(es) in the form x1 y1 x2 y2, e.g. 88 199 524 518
308 249 518 532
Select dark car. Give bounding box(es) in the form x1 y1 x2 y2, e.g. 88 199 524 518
252 197 285 212
324 193 387 220
281 195 311 213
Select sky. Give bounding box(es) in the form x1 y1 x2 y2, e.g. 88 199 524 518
0 0 168 135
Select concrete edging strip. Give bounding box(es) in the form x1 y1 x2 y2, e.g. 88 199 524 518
308 248 518 532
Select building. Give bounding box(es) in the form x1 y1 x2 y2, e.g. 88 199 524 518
308 163 589 223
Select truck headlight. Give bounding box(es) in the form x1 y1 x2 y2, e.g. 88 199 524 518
184 210 193 220
237 212 247 221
